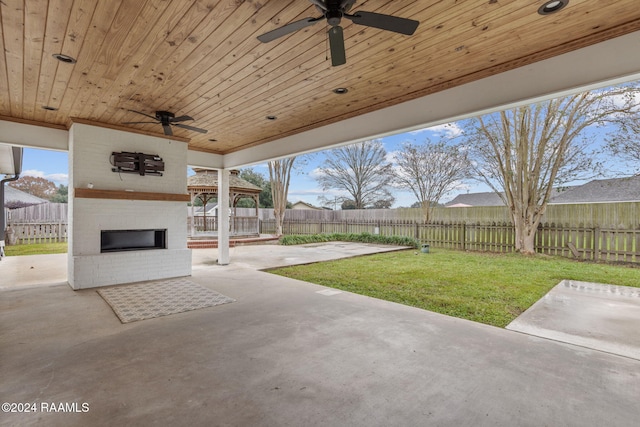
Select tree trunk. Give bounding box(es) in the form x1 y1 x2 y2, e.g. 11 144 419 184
511 205 539 255
269 158 295 237
273 209 284 237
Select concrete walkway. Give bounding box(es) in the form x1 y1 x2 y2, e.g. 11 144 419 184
0 253 67 289
0 242 405 289
1 245 640 426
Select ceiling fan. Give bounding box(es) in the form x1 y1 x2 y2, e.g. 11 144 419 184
122 110 208 136
257 0 419 66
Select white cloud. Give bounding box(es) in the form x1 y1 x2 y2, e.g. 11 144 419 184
288 188 333 197
409 122 463 139
21 169 45 178
428 123 464 138
21 169 68 185
385 150 400 164
307 167 326 180
45 173 69 185
408 128 430 136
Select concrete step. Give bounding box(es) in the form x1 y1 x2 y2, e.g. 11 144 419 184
187 235 279 249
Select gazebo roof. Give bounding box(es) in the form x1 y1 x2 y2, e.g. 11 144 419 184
187 168 262 195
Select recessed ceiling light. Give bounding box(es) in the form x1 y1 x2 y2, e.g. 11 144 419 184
538 0 569 15
42 105 58 111
52 53 77 64
333 87 348 95
266 115 277 121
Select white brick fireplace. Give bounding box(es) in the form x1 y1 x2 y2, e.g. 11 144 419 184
68 123 192 289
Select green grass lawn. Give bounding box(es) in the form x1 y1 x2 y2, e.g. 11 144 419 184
268 248 640 328
4 242 68 256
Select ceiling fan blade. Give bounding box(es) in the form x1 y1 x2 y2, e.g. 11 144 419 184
257 17 323 43
346 11 419 35
162 124 173 136
170 115 194 123
174 123 208 134
328 26 346 67
122 121 159 124
340 0 356 12
309 0 327 11
127 109 158 120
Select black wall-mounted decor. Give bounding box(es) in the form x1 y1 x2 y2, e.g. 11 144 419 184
111 151 164 176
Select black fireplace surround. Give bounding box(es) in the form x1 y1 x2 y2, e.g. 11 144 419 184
101 229 167 253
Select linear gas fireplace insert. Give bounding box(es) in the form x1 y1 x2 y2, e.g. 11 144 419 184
101 229 167 253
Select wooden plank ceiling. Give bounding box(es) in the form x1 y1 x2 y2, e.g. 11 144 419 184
2 0 640 155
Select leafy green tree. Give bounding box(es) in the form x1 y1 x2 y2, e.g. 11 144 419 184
238 168 273 208
50 184 68 203
341 199 357 210
8 176 57 199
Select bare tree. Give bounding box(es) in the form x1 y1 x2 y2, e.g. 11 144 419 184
316 140 395 209
606 116 640 174
394 140 471 222
269 157 295 236
463 83 640 254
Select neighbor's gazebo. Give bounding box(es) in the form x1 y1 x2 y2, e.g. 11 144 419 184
187 168 262 238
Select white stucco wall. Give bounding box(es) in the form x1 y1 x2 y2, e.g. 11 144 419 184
68 123 191 289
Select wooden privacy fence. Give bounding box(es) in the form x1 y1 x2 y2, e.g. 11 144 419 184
260 219 640 264
255 201 640 228
7 203 68 223
7 222 68 244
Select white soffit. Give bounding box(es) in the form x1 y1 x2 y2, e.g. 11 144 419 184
0 144 17 174
0 121 68 152
224 30 640 169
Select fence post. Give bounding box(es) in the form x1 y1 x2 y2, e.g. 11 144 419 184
460 222 466 250
594 226 600 261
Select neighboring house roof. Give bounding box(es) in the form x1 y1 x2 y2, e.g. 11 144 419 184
4 185 47 206
551 176 640 204
291 201 321 210
191 205 218 215
446 177 640 207
445 192 504 207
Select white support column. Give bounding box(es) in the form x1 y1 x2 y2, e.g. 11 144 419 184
217 169 230 265
189 193 195 238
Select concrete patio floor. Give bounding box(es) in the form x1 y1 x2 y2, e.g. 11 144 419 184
507 280 640 360
1 244 639 426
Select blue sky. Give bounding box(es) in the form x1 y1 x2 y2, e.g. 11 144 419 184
14 119 624 208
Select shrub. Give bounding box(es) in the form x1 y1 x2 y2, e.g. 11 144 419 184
280 232 419 248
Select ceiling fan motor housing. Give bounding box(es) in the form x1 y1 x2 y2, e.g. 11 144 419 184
326 10 343 26
155 111 174 121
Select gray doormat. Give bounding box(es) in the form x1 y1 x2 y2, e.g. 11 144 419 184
97 278 235 323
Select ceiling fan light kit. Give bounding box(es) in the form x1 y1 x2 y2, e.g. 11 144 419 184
257 0 419 66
